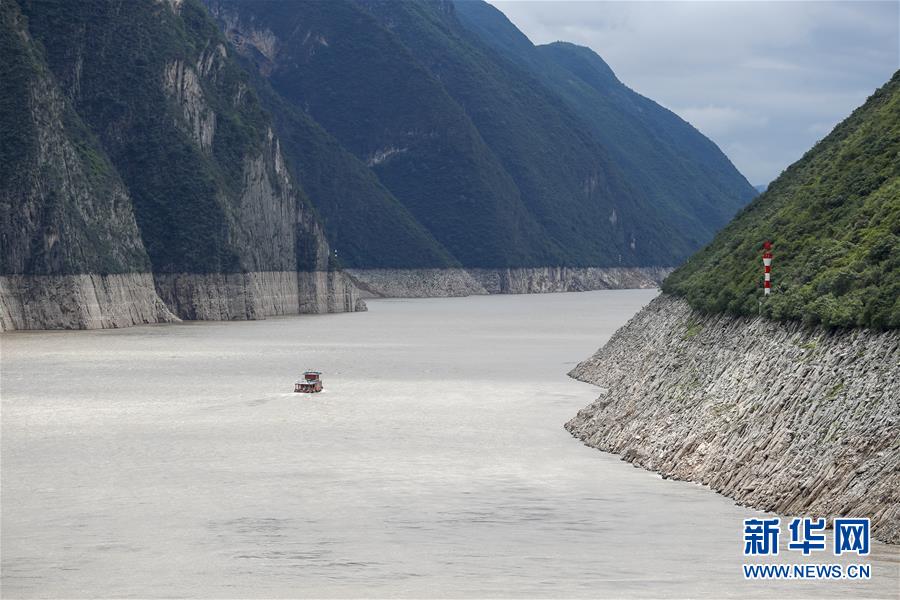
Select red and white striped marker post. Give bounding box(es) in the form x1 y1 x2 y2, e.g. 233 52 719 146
762 241 773 296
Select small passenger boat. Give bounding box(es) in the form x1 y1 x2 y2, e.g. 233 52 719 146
294 371 323 393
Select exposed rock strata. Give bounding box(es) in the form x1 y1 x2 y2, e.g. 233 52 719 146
0 271 365 331
0 274 178 331
1 4 152 281
0 3 366 332
566 294 900 543
468 266 672 294
154 270 364 321
154 271 295 321
163 58 218 151
297 270 367 314
345 268 486 298
345 267 671 298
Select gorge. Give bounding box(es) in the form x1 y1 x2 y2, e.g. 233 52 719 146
1 0 755 330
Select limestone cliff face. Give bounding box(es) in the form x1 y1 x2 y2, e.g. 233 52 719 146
1 0 364 331
152 270 363 321
0 7 149 278
467 267 672 294
149 21 364 322
566 295 900 543
2 73 149 278
0 274 177 331
163 55 219 152
0 2 172 331
345 267 670 298
298 270 367 314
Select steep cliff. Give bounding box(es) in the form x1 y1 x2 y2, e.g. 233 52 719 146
0 1 175 329
240 69 459 269
567 295 899 543
206 0 555 269
205 0 753 270
566 75 899 542
346 266 671 298
2 0 363 330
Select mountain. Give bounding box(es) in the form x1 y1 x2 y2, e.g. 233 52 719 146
18 0 313 276
1 1 151 279
566 73 900 545
452 0 757 247
663 71 900 328
207 0 560 268
754 184 768 193
245 71 458 269
1 0 363 330
3 0 762 328
206 0 754 269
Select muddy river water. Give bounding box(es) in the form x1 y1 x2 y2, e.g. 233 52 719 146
2 290 897 597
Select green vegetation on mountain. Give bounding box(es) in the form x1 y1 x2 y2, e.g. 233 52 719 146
238 57 458 269
7 0 763 280
208 0 754 269
663 72 900 329
17 0 326 273
1 1 150 276
359 0 683 267
454 0 757 248
0 3 35 198
208 0 555 268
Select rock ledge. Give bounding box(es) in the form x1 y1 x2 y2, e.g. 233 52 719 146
566 294 900 543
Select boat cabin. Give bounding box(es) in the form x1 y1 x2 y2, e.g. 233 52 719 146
295 371 323 393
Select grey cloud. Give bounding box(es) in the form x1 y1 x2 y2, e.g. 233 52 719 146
489 0 899 184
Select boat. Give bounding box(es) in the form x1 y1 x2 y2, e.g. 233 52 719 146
295 371 323 393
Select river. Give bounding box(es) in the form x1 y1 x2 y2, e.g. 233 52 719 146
2 290 897 597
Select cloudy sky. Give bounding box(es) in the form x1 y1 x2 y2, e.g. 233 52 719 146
489 0 899 185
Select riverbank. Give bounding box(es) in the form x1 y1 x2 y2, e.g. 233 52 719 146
0 266 670 331
345 266 671 298
0 271 366 331
566 294 900 543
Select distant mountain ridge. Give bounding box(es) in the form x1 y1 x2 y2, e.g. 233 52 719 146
205 0 756 269
454 1 757 248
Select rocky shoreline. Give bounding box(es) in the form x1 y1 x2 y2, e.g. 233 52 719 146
0 266 668 331
0 271 366 331
346 266 671 298
0 274 178 331
566 294 900 544
0 266 670 331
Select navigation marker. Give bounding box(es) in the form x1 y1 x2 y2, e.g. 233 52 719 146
762 241 773 296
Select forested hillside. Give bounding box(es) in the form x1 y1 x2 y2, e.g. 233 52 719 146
15 0 340 275
1 0 151 277
663 72 900 328
4 0 761 297
205 0 756 269
454 0 757 248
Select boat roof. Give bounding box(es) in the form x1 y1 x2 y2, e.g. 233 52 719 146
304 370 322 374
